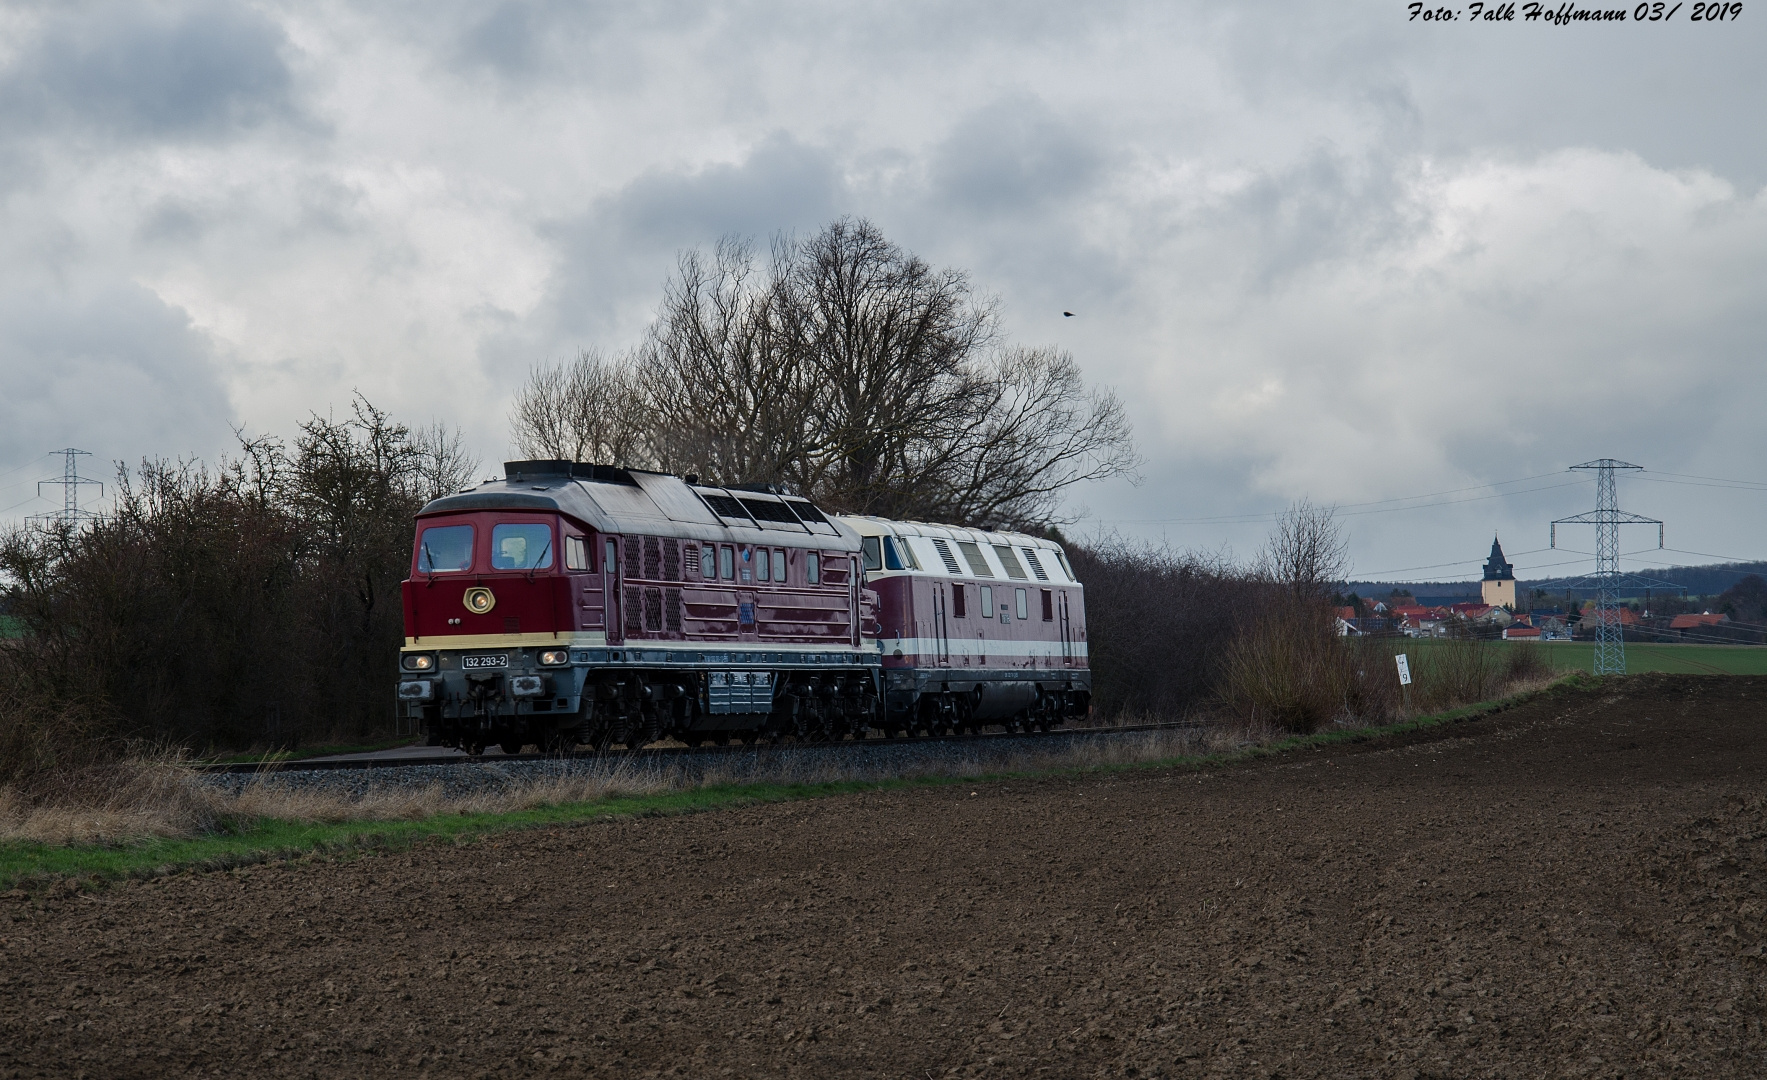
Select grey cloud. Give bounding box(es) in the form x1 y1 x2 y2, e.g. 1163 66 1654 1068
929 95 1105 218
1221 146 1424 292
0 281 235 504
517 133 847 352
0 1 297 142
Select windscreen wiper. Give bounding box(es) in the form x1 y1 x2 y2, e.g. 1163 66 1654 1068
526 537 552 582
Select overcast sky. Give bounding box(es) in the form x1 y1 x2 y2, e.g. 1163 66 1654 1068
1 0 1762 583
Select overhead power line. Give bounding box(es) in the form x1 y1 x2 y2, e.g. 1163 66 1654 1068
1105 476 1588 527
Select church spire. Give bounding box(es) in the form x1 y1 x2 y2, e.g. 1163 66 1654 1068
1482 535 1514 582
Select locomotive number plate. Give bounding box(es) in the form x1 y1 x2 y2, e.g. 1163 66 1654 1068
462 654 508 669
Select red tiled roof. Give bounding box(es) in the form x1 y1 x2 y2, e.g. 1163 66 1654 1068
1669 613 1729 629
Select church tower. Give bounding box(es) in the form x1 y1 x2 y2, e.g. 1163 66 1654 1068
1481 535 1516 609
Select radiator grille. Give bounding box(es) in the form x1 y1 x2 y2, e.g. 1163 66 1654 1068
643 586 663 633
664 587 682 634
662 538 680 581
623 538 640 580
623 586 642 636
643 536 661 579
683 543 700 577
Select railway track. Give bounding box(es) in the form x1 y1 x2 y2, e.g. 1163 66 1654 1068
198 719 1213 775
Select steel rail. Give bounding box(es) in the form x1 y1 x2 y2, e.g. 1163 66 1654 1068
194 719 1218 775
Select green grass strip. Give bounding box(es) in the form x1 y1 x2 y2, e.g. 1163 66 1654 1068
0 673 1598 892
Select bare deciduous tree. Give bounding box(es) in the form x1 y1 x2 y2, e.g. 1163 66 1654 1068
1257 499 1349 602
633 238 812 484
509 349 647 466
411 421 482 503
505 217 1139 529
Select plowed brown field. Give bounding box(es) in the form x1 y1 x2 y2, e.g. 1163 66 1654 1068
3 674 1765 1079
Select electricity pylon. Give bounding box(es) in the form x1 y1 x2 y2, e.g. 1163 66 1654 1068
1549 459 1663 675
31 448 105 530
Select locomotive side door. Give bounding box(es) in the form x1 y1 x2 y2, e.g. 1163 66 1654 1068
933 582 950 667
1059 590 1073 665
604 537 622 645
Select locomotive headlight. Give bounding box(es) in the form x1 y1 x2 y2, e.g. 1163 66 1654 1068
462 587 496 615
538 649 570 667
402 652 437 672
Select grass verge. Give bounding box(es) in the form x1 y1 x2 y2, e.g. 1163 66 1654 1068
0 674 1593 892
200 737 422 766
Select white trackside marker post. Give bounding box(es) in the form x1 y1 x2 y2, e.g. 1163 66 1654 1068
1395 653 1413 713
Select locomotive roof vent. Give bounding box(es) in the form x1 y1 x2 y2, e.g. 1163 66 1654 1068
502 460 639 486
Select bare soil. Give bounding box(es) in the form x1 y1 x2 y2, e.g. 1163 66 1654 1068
3 674 1765 1079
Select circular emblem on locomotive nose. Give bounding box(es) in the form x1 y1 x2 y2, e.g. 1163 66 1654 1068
462 587 496 615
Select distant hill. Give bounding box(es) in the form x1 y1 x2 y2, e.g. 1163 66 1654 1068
1343 561 1767 601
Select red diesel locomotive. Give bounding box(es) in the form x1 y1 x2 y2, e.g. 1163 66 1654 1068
396 460 1090 752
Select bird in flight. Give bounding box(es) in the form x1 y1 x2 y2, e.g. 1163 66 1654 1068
1062 311 1075 317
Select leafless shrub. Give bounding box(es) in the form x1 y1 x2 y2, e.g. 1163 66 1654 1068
1065 538 1262 720
0 396 457 769
1217 597 1360 733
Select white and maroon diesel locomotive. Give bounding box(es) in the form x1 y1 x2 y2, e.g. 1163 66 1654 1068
396 460 1090 753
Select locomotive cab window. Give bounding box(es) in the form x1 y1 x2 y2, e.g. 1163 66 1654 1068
417 524 473 572
807 552 820 584
882 536 909 571
980 584 994 618
772 549 786 584
564 535 588 571
491 523 552 570
861 536 882 571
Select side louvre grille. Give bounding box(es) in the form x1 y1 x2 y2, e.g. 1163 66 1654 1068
623 538 640 581
643 536 661 579
662 538 680 581
643 587 663 633
664 587 682 634
683 543 700 577
623 586 642 636
993 544 1029 580
930 538 962 575
956 540 992 577
1021 548 1050 581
